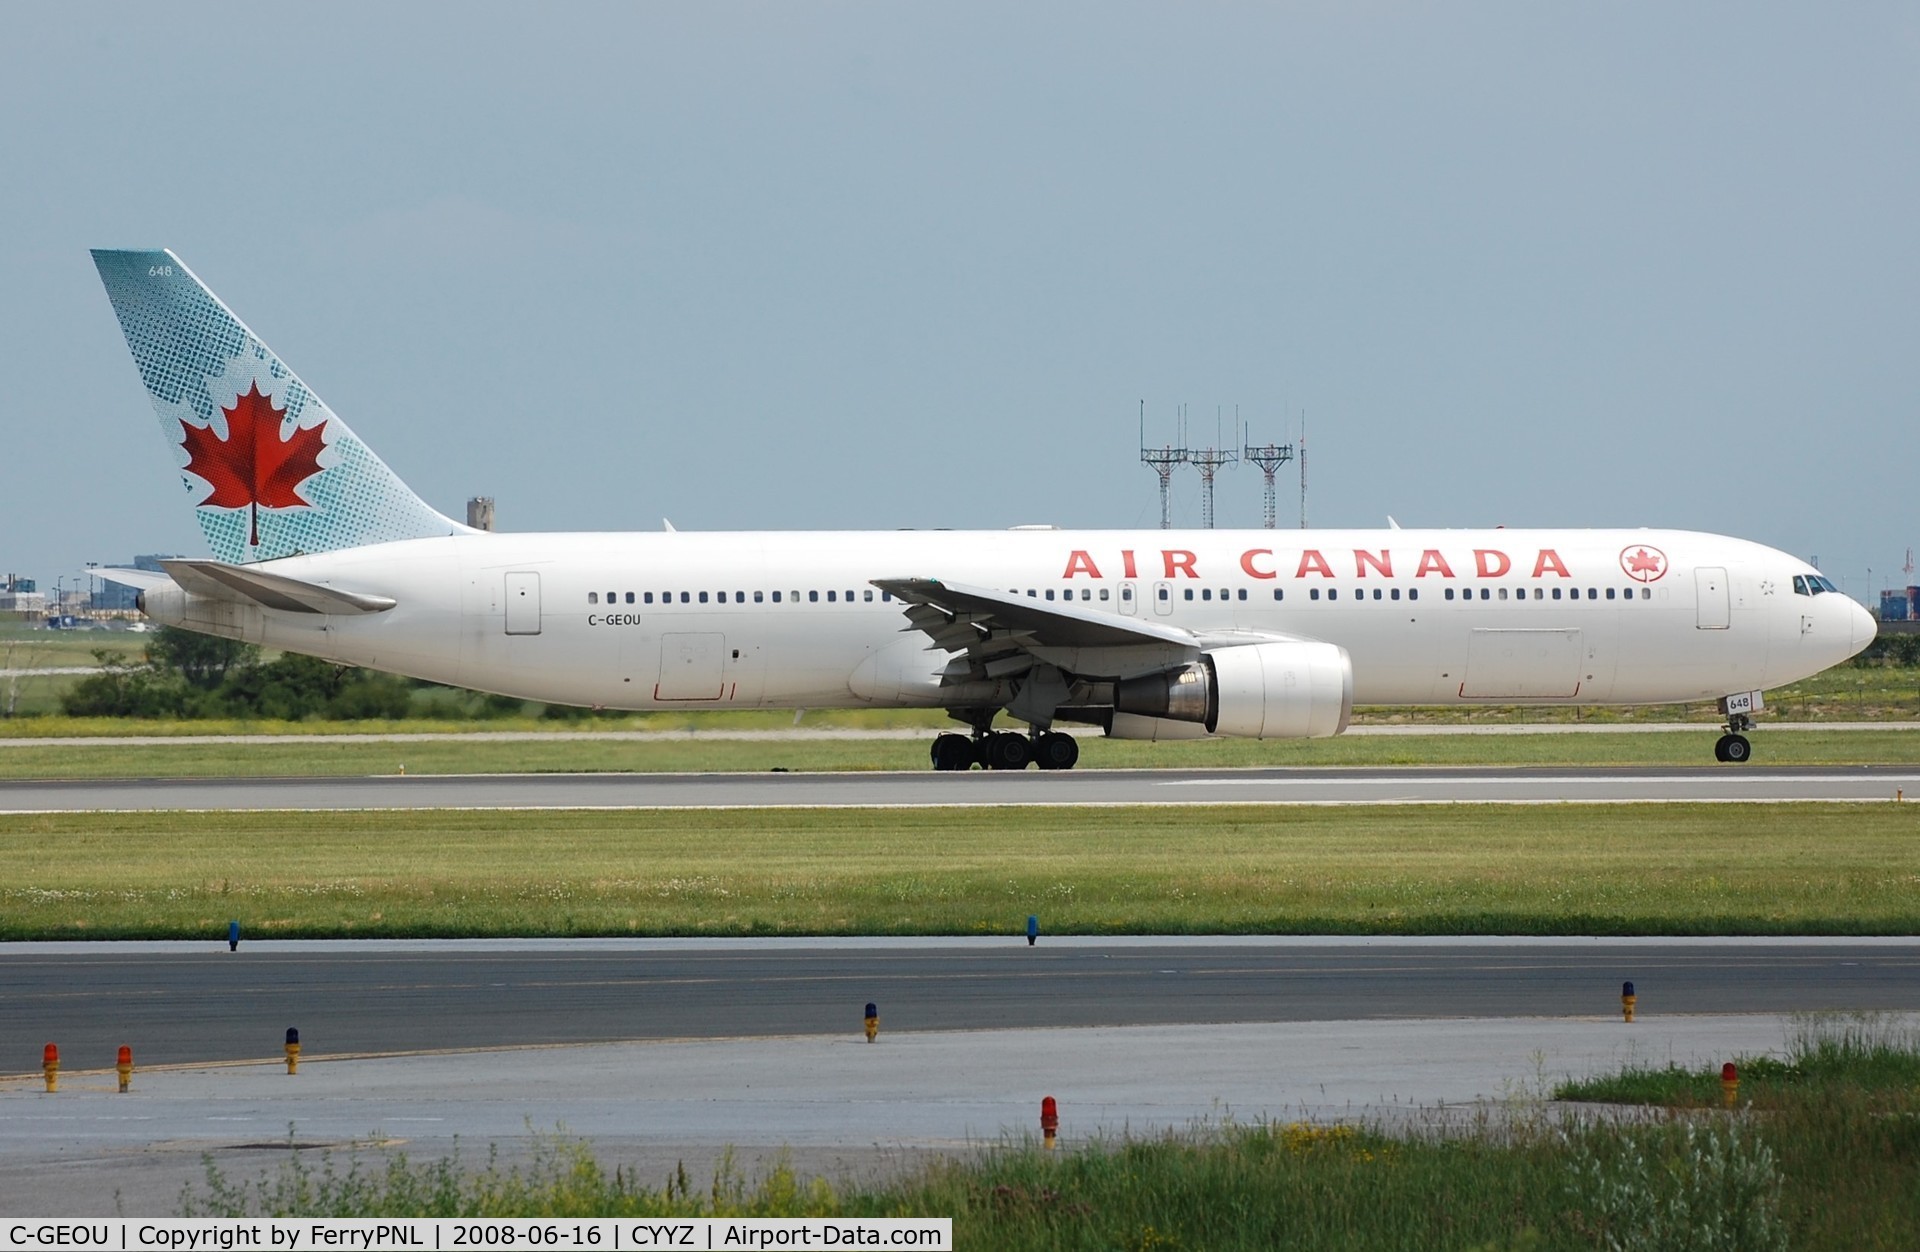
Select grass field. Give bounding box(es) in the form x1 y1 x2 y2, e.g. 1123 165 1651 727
5 803 1917 939
184 1017 1920 1248
0 728 1916 778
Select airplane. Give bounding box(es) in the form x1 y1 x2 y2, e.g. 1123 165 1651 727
88 249 1876 769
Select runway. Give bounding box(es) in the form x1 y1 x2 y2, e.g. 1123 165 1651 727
3 763 1917 811
5 938 1920 1217
7 937 1919 1070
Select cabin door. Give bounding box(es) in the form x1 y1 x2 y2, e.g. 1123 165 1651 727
1695 567 1730 629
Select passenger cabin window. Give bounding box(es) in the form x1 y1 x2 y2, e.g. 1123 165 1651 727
588 592 599 604
1272 589 1284 601
1185 588 1195 601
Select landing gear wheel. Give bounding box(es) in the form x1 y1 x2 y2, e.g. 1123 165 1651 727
1034 731 1080 771
930 733 976 772
1715 733 1751 764
984 731 1032 771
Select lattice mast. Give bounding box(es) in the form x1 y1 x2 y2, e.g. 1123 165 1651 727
1242 435 1295 530
1185 406 1238 530
1297 412 1308 529
1139 401 1188 530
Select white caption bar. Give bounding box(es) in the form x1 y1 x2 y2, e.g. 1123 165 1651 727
0 1220 951 1252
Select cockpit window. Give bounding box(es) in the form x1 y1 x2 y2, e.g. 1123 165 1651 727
1794 574 1839 596
1817 576 1838 593
1793 575 1810 596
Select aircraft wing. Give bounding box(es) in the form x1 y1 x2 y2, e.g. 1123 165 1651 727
159 559 397 615
872 576 1203 681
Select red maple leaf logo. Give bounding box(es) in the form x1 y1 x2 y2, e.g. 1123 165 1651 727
1620 545 1668 582
180 383 328 547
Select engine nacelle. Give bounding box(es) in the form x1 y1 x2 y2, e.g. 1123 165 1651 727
1206 640 1352 738
1111 641 1353 739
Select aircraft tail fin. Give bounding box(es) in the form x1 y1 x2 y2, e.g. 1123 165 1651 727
90 249 470 564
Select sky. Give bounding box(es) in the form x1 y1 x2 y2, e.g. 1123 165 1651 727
4 2 1917 600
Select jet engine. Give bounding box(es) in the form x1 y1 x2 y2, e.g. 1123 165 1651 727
1110 640 1352 739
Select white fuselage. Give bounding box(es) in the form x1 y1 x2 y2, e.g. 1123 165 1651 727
141 526 1876 724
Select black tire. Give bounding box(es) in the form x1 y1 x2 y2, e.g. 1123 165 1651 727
1035 731 1080 770
1723 733 1751 763
930 733 974 771
986 732 1032 771
1713 735 1732 763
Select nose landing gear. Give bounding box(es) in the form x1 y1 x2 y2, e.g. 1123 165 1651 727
1714 712 1754 763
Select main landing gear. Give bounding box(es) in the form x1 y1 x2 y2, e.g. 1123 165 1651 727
1714 712 1754 763
930 730 1080 771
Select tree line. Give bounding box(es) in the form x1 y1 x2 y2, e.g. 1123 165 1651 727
58 628 509 719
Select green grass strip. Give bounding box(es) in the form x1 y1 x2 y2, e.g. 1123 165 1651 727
1556 1013 1920 1105
6 803 1919 939
182 1092 1920 1249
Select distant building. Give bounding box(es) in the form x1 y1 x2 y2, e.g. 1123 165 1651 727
4 574 35 594
92 555 180 612
1882 588 1920 621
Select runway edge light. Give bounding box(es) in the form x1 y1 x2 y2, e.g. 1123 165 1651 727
117 1045 133 1093
1041 1096 1059 1150
1722 1062 1739 1108
285 1027 301 1075
42 1042 58 1093
1621 981 1636 1023
1027 915 1039 946
228 920 240 952
864 1002 878 1043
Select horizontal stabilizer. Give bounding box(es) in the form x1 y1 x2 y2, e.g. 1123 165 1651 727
91 567 173 591
159 559 396 615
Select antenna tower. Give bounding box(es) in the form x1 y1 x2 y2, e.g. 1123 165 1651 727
1243 434 1295 530
1139 401 1188 530
1187 407 1238 531
1297 412 1308 529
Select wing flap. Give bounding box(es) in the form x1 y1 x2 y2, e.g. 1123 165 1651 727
874 577 1196 650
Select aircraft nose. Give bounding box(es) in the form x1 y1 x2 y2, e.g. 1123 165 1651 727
1851 599 1878 655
